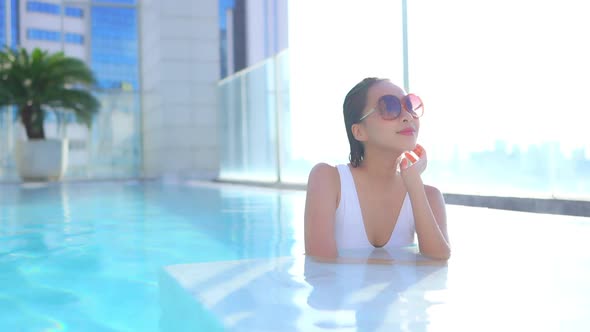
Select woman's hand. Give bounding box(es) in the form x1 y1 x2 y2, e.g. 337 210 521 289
398 144 427 190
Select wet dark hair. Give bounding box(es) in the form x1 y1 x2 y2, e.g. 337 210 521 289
343 77 389 167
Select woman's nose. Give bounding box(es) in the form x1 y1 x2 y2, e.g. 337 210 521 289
400 108 414 122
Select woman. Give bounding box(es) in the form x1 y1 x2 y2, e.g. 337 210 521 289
304 77 451 261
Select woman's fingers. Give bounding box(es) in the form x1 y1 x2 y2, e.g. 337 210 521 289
400 145 426 172
400 156 409 170
413 144 425 158
405 151 417 163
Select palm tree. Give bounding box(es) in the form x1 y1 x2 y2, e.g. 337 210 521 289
0 47 100 139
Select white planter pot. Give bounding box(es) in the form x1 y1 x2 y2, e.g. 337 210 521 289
15 139 69 181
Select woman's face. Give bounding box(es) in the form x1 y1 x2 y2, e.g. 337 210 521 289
357 80 420 153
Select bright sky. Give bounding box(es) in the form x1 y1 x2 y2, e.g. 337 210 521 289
288 0 590 163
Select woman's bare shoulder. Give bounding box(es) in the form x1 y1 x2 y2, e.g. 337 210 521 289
308 162 339 179
306 163 341 200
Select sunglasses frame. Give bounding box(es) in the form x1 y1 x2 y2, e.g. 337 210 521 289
359 93 423 122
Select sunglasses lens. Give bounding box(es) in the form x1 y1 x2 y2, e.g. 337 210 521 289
378 95 401 120
406 94 424 118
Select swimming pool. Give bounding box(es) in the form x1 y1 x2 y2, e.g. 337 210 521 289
1 180 589 331
0 180 304 331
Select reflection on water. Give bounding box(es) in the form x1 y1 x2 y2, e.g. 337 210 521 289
162 248 449 332
301 248 448 332
162 204 590 331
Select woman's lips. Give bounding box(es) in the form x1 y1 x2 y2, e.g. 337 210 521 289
398 128 415 136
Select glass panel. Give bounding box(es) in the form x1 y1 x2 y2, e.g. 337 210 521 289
219 76 244 179
277 51 304 184
244 61 278 181
0 107 17 181
218 59 278 182
0 92 141 180
409 0 590 200
86 91 142 178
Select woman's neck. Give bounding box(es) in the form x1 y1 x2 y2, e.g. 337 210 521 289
356 146 404 181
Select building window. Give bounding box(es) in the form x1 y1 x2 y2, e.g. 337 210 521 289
27 1 60 15
1 0 19 47
11 0 19 47
91 6 139 91
0 1 5 47
65 7 84 18
65 33 84 44
27 28 60 42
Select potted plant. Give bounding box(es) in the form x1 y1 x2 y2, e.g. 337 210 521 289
0 47 100 181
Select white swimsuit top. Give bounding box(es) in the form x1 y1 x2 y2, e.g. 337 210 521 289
334 164 416 250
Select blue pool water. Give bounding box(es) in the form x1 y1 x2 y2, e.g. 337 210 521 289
0 181 305 331
2 180 590 331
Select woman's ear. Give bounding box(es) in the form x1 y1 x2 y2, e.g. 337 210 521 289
351 123 366 142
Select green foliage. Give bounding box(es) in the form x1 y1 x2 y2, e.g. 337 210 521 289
0 47 100 139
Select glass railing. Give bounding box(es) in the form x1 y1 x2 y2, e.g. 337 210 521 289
0 90 142 181
219 0 590 201
0 107 16 181
218 52 288 183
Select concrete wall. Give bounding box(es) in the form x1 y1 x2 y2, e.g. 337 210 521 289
140 0 220 180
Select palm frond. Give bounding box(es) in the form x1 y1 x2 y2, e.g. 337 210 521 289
0 47 101 136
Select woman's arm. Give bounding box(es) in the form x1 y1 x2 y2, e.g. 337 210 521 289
407 182 451 259
304 163 340 259
400 145 451 260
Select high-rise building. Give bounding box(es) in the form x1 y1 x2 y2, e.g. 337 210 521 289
9 0 139 91
18 0 88 60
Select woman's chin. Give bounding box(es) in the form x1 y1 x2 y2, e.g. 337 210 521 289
398 141 417 151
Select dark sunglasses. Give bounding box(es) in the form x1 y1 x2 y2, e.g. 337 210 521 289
359 94 424 121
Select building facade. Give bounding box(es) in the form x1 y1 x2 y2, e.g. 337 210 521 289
219 0 288 78
18 0 88 60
